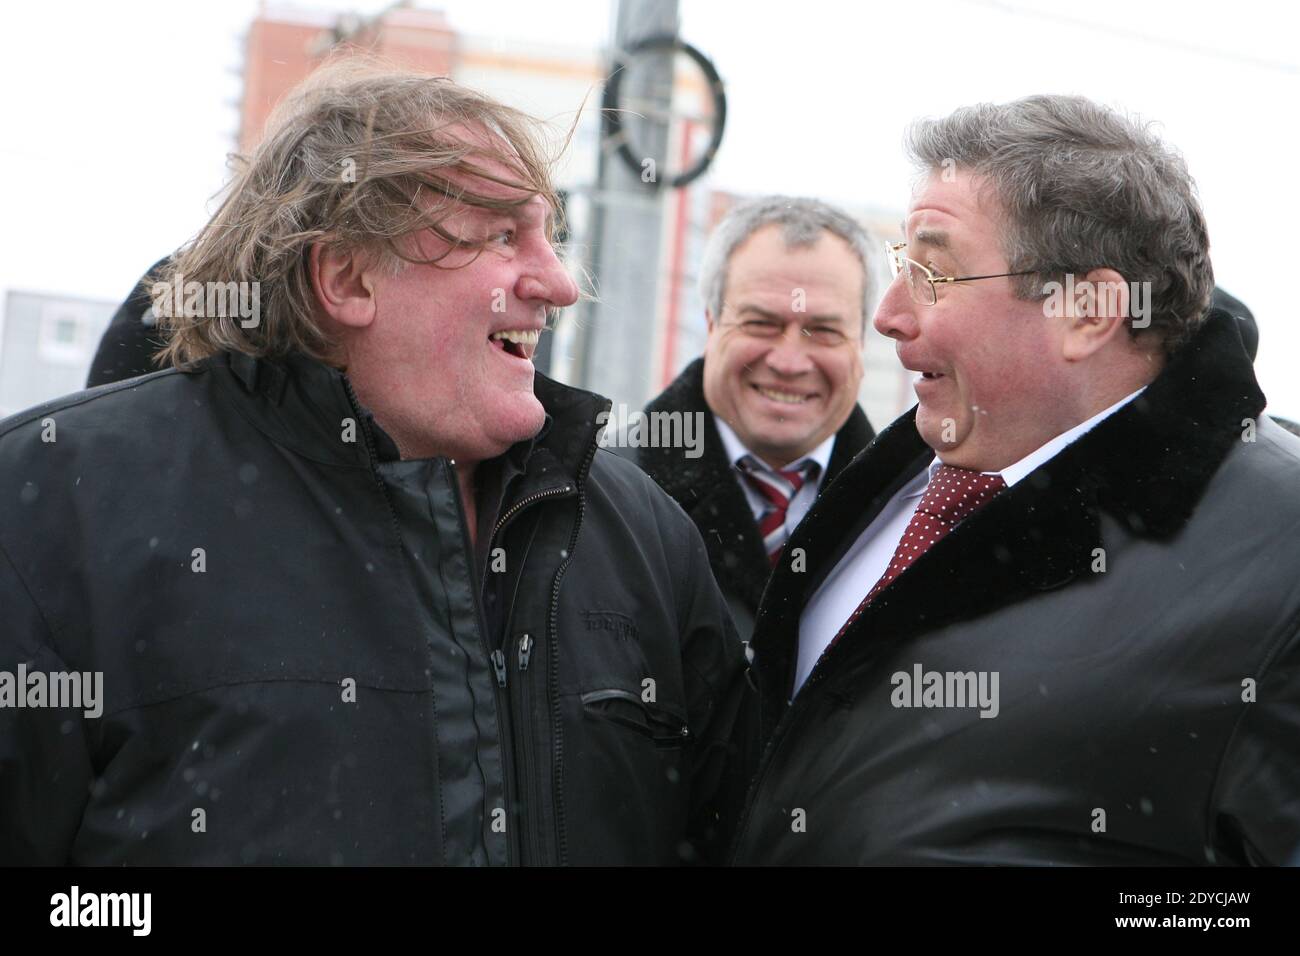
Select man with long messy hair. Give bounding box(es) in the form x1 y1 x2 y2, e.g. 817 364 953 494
0 60 751 866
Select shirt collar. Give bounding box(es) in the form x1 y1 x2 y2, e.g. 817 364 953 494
918 386 1147 490
714 414 836 476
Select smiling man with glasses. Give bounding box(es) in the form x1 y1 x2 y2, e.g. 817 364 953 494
731 95 1300 867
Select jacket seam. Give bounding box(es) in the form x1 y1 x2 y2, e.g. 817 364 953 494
0 367 189 439
99 675 433 720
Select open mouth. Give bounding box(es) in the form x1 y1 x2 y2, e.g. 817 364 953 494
919 371 944 380
751 383 813 406
489 328 541 360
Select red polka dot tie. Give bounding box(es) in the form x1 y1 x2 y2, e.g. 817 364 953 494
829 464 1007 646
737 456 820 566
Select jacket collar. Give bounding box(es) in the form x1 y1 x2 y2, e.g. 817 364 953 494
753 308 1267 707
218 350 609 485
639 356 875 611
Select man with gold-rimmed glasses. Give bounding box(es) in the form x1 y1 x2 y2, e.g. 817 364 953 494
732 94 1300 867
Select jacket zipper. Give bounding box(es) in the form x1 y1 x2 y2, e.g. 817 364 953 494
441 458 523 866
489 486 570 865
339 375 579 866
491 649 509 687
548 436 600 866
492 487 571 543
513 633 541 864
439 460 535 868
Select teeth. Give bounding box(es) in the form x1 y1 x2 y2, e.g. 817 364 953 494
756 386 809 405
490 329 540 347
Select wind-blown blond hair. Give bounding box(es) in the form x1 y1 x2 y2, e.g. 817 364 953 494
157 57 566 368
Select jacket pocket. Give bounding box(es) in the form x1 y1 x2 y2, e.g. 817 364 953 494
581 689 691 750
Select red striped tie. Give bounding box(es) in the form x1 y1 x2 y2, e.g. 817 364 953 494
737 456 820 566
828 464 1006 647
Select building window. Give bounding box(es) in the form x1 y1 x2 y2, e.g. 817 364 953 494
38 303 93 364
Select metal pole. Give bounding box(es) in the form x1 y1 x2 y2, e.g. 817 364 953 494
570 0 679 408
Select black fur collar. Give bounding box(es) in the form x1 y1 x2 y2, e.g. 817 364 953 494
639 357 875 612
752 309 1267 712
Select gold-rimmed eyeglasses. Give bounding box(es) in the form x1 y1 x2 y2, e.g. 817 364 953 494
885 240 1035 306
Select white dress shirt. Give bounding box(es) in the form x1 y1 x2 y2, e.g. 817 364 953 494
714 416 836 535
793 387 1146 694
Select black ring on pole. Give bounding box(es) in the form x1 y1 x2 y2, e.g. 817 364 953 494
600 35 726 190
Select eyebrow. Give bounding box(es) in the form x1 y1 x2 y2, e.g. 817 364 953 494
512 198 558 234
912 227 951 251
906 224 964 274
465 198 555 235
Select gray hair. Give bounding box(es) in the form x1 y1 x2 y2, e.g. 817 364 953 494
698 195 874 329
905 94 1212 354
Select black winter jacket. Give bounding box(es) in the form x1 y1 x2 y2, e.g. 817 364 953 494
0 351 748 865
733 309 1300 865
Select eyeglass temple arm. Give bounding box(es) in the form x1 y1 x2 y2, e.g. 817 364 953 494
937 270 1038 285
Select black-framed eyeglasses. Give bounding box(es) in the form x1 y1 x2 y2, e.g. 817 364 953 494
886 241 1035 306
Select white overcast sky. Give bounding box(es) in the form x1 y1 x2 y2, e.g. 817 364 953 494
2 0 1297 415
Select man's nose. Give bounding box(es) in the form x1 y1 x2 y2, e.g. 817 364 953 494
517 245 579 308
764 324 817 376
873 275 920 342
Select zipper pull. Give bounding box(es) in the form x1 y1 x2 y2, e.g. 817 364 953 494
518 633 533 672
491 649 508 688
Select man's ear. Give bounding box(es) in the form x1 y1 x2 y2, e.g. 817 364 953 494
1062 267 1131 362
309 242 377 330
